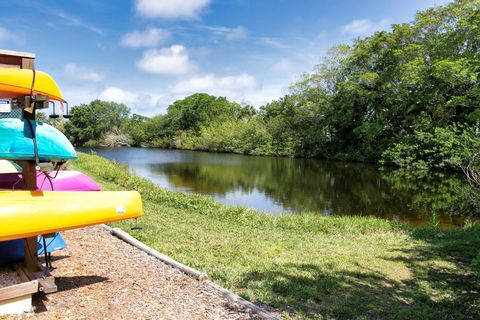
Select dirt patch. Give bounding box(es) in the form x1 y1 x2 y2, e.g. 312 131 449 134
7 226 260 319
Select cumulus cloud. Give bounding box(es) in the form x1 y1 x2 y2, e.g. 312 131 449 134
136 45 194 75
341 19 391 36
64 63 103 82
135 0 211 19
166 74 286 109
98 87 166 115
93 77 283 116
168 73 257 95
99 87 138 104
120 28 171 48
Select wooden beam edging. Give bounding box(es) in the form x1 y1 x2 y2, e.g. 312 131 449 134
206 281 279 320
101 224 113 233
106 226 278 320
109 227 208 281
0 281 38 303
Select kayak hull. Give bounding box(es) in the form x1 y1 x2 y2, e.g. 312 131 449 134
0 170 101 191
0 68 65 102
0 119 76 161
0 171 100 265
0 191 142 241
0 233 67 266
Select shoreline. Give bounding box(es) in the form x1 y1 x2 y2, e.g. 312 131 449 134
69 152 480 319
75 147 472 227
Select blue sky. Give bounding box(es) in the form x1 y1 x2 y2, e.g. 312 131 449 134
0 0 451 116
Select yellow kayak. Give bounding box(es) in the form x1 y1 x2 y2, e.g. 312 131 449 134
0 191 142 241
0 68 65 102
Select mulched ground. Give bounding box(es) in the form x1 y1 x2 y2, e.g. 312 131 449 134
4 226 262 319
0 268 21 288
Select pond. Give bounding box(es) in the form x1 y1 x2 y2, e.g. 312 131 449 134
81 147 470 227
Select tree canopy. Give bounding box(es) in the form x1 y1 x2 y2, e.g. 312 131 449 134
64 100 130 146
64 0 479 171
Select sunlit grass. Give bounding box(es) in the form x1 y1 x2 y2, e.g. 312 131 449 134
71 152 480 319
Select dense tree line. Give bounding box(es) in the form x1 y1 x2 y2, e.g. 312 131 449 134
64 0 479 171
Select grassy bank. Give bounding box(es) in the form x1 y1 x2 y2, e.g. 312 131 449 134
71 152 480 319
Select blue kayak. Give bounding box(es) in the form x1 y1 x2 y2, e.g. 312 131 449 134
37 233 67 255
0 119 76 161
0 233 67 266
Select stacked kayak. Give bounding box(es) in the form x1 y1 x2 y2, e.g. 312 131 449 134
0 169 101 265
0 68 65 102
0 190 142 241
0 118 143 241
0 170 100 191
0 119 76 161
0 67 143 266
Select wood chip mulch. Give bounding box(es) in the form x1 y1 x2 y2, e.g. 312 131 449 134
0 267 21 288
7 226 263 320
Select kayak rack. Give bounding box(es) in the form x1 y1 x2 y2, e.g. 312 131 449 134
0 49 57 315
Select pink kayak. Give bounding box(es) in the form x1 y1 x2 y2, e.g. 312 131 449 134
0 170 101 191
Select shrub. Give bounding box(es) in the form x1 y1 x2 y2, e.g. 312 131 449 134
381 124 480 171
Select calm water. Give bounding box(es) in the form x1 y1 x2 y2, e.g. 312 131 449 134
82 147 468 226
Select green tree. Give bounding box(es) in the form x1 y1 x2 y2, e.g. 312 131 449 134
164 93 244 134
62 0 479 171
64 100 130 146
125 113 149 146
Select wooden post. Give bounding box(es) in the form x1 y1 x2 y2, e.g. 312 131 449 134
19 159 38 272
21 60 39 273
0 50 39 272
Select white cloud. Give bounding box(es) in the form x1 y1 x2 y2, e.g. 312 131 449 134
135 0 211 19
52 10 104 36
258 37 289 49
225 26 247 41
98 87 166 115
242 84 285 107
341 19 391 36
169 73 257 95
60 87 100 107
64 63 103 82
272 58 293 72
167 74 290 108
200 25 248 41
99 87 138 104
120 28 171 48
92 76 283 116
136 45 194 75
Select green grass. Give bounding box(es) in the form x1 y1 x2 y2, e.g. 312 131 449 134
71 152 480 319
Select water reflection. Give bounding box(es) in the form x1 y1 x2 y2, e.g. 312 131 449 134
81 147 469 226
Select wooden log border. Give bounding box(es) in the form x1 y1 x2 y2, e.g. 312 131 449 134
103 225 278 320
109 227 208 281
0 281 38 303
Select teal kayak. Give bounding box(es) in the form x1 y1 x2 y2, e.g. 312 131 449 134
0 118 76 161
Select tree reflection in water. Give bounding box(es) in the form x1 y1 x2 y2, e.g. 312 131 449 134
87 147 471 227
